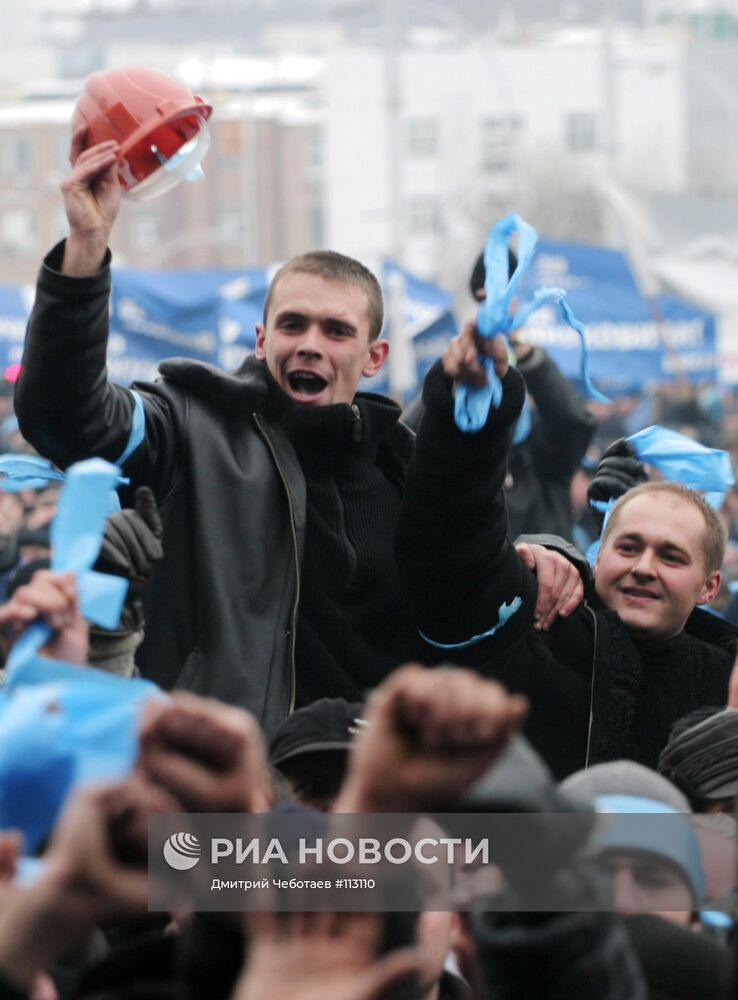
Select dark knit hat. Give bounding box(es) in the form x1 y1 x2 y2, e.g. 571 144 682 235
469 247 519 298
658 708 738 803
268 697 366 767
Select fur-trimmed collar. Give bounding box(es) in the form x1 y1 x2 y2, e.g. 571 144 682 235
157 353 416 477
157 354 270 411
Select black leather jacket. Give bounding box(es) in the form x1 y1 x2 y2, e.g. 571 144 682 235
16 243 414 737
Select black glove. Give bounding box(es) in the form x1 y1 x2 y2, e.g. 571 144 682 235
587 438 648 530
95 486 163 592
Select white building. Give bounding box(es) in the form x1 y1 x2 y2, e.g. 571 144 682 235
324 28 687 296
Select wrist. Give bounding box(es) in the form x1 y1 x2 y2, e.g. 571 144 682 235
509 334 534 362
62 232 110 276
512 343 534 362
0 875 89 987
332 776 402 814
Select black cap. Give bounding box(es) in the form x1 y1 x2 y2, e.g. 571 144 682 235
269 698 366 767
469 247 519 298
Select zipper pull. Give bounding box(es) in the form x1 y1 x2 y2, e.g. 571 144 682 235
351 403 362 443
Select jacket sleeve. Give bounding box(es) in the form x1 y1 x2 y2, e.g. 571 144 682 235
515 532 591 583
15 242 180 499
519 347 596 480
396 359 537 666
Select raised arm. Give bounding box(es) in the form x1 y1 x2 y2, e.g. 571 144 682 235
396 324 536 665
15 133 180 497
515 343 596 479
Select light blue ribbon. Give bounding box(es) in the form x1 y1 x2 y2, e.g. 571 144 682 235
512 403 532 446
585 425 735 565
587 497 617 566
0 668 162 852
627 425 735 496
114 390 146 466
0 457 163 852
0 454 66 492
0 454 129 510
6 458 130 680
455 214 609 433
419 597 522 650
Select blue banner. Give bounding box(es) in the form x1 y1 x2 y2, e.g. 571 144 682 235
0 286 31 370
0 242 714 398
108 262 454 393
518 241 716 395
107 265 270 384
368 260 458 396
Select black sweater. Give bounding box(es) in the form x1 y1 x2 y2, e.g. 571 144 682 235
266 380 425 704
396 362 736 778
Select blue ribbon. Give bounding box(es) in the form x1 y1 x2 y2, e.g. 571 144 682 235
0 454 66 492
455 214 609 433
0 457 163 852
114 390 146 467
587 497 618 566
627 425 735 496
585 425 735 565
6 458 130 680
419 597 522 650
0 454 129 497
0 669 161 852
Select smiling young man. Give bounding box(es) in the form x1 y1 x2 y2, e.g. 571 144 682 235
594 483 722 641
396 324 736 778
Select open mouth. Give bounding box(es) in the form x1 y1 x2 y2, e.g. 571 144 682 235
286 370 329 398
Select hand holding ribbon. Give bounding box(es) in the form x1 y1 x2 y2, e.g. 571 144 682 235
6 458 129 682
455 213 609 433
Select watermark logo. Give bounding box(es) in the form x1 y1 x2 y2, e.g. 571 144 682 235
163 832 202 871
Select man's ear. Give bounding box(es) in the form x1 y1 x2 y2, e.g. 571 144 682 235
700 570 721 606
254 324 266 359
362 338 390 378
592 547 601 577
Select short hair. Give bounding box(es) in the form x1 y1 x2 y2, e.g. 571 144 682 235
263 250 384 342
599 481 726 575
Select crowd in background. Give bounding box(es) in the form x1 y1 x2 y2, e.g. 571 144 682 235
3 139 738 998
0 337 737 999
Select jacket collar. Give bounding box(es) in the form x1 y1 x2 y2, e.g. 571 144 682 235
158 353 415 476
158 353 270 411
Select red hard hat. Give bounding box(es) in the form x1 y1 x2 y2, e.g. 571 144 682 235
72 67 213 201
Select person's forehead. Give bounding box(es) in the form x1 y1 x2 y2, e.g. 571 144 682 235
269 271 371 325
603 849 685 880
613 493 706 551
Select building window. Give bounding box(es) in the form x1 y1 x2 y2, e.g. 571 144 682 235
218 211 244 246
131 214 160 251
55 134 71 173
565 112 598 152
52 207 69 244
480 115 522 173
218 122 244 165
0 136 33 176
407 196 440 235
310 202 324 246
0 208 37 256
406 118 438 159
307 127 323 172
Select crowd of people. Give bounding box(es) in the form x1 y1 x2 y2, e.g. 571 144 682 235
0 128 737 998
